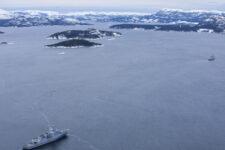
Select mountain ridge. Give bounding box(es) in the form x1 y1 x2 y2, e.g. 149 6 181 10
0 8 225 29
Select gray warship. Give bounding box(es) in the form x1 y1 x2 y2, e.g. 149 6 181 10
23 127 68 150
208 55 215 61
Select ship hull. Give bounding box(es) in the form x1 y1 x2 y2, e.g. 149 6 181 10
23 132 67 150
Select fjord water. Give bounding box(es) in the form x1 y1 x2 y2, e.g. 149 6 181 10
0 24 225 150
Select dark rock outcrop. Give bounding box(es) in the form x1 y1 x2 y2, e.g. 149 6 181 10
46 39 101 48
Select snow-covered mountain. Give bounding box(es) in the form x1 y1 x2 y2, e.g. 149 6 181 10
152 9 225 23
198 15 225 32
0 9 89 27
0 9 152 26
0 8 225 28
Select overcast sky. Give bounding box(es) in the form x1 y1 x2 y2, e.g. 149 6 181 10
1 0 225 11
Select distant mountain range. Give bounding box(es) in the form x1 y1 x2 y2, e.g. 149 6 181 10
0 9 89 27
0 8 225 32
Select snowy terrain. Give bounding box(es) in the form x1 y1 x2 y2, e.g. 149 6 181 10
1 8 225 27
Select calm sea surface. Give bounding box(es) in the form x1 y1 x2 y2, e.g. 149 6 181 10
0 24 225 150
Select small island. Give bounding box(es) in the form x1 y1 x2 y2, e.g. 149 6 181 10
0 31 4 34
48 28 122 40
46 39 102 48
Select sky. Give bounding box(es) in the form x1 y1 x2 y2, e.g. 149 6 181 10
1 0 225 11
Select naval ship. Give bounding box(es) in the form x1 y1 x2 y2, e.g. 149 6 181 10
208 55 215 61
23 127 68 150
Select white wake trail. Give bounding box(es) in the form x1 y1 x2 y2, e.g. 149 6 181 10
68 134 100 150
38 111 51 125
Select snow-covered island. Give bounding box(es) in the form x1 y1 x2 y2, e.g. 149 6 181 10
48 28 122 40
110 16 225 34
46 39 101 48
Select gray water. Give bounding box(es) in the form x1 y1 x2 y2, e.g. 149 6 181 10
0 24 225 150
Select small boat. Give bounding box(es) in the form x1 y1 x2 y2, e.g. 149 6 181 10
23 127 68 150
0 42 8 45
208 55 215 61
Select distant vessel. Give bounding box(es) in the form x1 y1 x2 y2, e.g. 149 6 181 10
23 127 68 150
208 55 215 61
0 42 8 45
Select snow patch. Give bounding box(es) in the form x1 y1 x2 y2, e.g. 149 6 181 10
108 38 116 41
197 28 214 33
64 18 80 23
134 28 145 31
162 8 225 14
57 52 65 55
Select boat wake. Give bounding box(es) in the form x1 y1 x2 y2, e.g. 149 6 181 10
28 94 99 150
68 134 100 150
39 111 51 125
